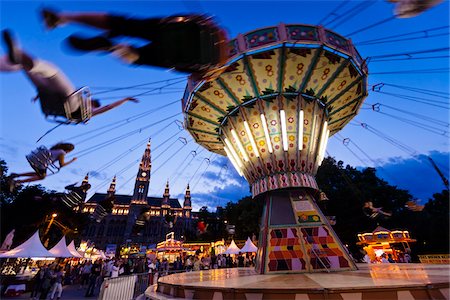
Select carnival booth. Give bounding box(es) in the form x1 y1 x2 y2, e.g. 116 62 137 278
224 240 241 255
240 237 258 253
357 226 416 262
0 231 57 296
156 233 188 262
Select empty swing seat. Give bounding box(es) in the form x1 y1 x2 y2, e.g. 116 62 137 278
92 205 108 223
62 190 86 209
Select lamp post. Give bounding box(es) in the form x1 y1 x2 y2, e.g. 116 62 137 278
43 213 57 247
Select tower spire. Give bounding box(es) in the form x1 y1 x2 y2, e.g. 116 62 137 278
82 173 89 185
162 180 170 206
131 139 152 204
107 176 116 197
183 183 191 208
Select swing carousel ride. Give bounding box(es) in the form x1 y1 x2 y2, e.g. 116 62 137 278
182 22 367 273
1 1 449 299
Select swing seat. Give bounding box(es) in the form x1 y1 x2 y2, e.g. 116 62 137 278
196 17 229 70
61 190 86 209
25 146 59 176
40 86 92 124
160 15 228 73
92 205 108 223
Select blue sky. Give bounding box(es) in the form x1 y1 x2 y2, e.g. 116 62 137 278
1 1 448 210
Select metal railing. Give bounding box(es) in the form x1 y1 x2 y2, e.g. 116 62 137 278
98 272 151 300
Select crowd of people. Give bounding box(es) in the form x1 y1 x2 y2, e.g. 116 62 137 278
26 252 255 299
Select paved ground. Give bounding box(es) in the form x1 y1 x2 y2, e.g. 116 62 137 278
3 283 102 300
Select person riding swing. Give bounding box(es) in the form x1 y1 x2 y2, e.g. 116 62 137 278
1 30 138 124
41 9 230 80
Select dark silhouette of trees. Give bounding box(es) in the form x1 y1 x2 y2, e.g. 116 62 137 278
0 159 90 249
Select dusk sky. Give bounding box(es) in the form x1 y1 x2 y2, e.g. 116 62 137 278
1 1 448 210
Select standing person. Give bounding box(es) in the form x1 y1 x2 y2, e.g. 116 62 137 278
387 254 395 263
1 30 139 123
40 9 229 78
8 142 76 191
49 266 64 300
39 266 54 300
381 253 389 263
237 254 244 267
404 252 412 263
110 261 120 278
30 265 46 300
85 259 101 297
79 261 92 289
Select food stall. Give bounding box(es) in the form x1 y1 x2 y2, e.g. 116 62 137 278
357 226 416 262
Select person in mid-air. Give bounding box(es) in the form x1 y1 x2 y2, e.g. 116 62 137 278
41 9 229 78
8 142 77 191
362 201 392 221
1 30 138 123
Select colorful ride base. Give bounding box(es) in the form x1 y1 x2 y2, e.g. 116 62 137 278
146 264 450 300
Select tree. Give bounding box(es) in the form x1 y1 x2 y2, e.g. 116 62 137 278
0 159 90 249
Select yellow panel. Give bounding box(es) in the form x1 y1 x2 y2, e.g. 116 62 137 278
219 60 256 102
305 53 346 95
321 64 360 101
283 98 300 171
186 114 218 134
261 99 286 173
187 98 223 125
195 81 237 112
246 49 281 94
283 48 318 91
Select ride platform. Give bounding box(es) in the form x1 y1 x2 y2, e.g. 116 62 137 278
146 263 449 299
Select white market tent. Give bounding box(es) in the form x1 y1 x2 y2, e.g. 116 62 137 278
67 240 83 258
224 240 241 255
0 230 54 258
49 236 74 258
240 237 258 253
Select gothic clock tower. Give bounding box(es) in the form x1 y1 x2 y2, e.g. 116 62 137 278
131 140 152 204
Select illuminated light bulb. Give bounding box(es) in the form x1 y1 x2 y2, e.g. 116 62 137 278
260 114 273 153
224 146 243 177
280 110 288 151
231 129 249 162
298 110 304 151
244 121 259 158
318 126 330 166
224 138 243 167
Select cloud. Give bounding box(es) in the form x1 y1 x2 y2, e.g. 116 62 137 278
89 171 107 180
375 151 449 202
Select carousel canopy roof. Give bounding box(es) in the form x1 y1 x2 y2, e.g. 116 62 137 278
224 240 241 255
240 237 258 253
49 236 75 258
67 240 83 258
183 23 368 155
0 230 55 258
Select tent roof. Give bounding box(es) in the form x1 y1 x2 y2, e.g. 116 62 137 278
49 236 75 258
0 230 55 258
240 237 258 253
67 240 83 258
224 240 241 254
372 226 391 234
